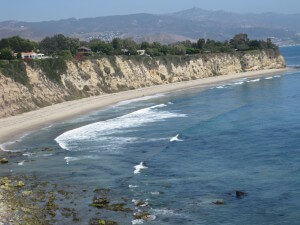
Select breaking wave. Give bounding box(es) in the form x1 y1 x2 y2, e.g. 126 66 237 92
64 155 101 164
170 134 183 142
247 78 260 83
134 162 148 174
55 104 186 151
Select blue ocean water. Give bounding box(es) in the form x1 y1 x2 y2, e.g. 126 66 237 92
2 47 300 224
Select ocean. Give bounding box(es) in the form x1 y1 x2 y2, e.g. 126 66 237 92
2 46 300 224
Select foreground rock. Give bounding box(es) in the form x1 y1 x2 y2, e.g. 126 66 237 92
236 190 248 199
0 158 8 164
212 199 225 205
90 218 118 225
91 197 110 208
133 211 153 220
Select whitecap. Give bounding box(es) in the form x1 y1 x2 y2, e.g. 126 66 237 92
18 160 25 166
132 219 144 225
134 162 148 174
55 104 186 151
150 191 161 195
264 77 273 80
232 81 244 85
215 85 225 89
129 185 138 189
152 208 175 216
0 132 31 152
151 208 180 216
23 152 34 157
64 155 100 164
274 75 281 78
132 199 148 207
247 78 260 83
170 134 183 142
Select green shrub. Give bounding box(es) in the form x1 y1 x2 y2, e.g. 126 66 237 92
33 58 67 83
0 60 29 85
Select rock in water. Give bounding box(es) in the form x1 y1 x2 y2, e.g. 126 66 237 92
236 191 248 199
0 158 8 164
16 181 25 188
133 211 152 220
213 199 225 205
91 197 110 208
90 218 118 225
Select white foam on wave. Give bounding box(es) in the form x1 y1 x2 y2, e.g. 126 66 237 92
129 185 138 189
247 78 260 83
170 134 183 142
132 219 144 225
264 76 273 80
18 160 25 166
151 208 179 216
116 94 165 106
64 155 100 164
132 213 156 224
215 85 225 89
0 132 31 152
232 81 244 85
274 75 281 78
132 199 148 207
134 162 148 174
23 152 34 157
55 104 186 151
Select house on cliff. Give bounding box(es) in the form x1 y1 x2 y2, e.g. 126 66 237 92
77 47 92 56
21 52 47 59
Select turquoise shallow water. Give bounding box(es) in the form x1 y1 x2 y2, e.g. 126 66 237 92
2 47 300 224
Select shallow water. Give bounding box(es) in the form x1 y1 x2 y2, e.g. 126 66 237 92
2 47 300 224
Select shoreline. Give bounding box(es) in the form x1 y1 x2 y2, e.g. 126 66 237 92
0 68 288 145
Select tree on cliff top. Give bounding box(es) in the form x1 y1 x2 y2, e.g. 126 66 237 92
0 48 15 60
230 33 250 51
0 36 36 53
39 34 80 56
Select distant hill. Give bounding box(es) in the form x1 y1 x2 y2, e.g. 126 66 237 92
0 8 300 45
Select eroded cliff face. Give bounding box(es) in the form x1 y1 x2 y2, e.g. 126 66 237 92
0 50 285 118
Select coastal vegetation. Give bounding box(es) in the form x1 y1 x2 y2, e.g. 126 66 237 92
0 33 278 60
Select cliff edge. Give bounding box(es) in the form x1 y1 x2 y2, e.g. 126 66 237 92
0 49 285 118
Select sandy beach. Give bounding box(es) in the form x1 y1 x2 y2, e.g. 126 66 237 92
0 68 287 145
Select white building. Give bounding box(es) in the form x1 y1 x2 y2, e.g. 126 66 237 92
137 50 145 56
21 52 46 59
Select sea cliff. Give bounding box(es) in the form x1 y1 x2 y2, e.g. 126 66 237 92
0 49 285 118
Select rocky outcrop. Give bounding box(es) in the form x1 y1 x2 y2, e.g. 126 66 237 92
0 50 285 118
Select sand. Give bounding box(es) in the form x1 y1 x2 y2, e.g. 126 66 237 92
0 68 287 145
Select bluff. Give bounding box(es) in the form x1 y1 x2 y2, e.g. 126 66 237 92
0 49 285 118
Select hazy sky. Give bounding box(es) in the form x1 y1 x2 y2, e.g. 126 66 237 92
1 0 300 22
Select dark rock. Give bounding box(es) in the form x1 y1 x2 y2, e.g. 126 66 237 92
91 197 110 208
212 199 225 205
133 211 152 220
134 200 148 207
108 203 132 212
0 158 8 164
236 191 248 199
42 147 53 152
90 218 118 225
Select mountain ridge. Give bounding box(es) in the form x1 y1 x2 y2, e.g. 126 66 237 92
0 8 299 45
